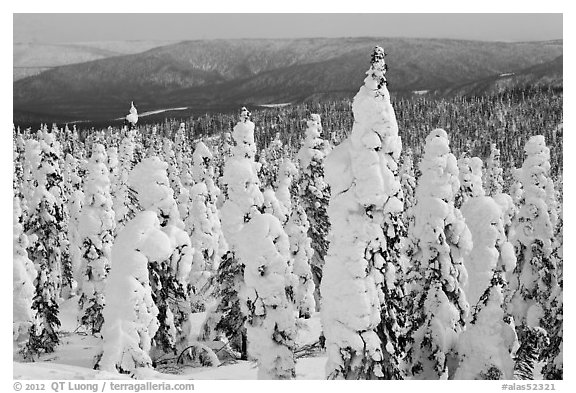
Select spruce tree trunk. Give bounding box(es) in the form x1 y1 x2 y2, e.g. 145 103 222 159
241 329 248 360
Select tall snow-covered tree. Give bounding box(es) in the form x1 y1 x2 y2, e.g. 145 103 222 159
276 159 316 318
65 154 86 294
454 273 518 380
106 146 119 200
484 143 505 196
129 157 194 354
78 144 116 334
258 132 284 189
126 101 138 129
207 108 264 357
13 197 37 350
321 47 405 380
540 281 562 380
24 129 68 357
456 155 485 207
400 147 417 227
114 129 138 233
237 213 298 379
509 135 560 379
405 128 472 380
186 141 227 310
455 195 518 379
22 138 41 212
509 168 523 210
285 204 316 319
97 211 172 374
461 196 516 310
162 138 184 202
296 114 331 302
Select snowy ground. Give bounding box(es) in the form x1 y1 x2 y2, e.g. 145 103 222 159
14 296 326 380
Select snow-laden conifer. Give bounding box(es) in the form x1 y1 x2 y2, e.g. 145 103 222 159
126 101 138 129
259 132 284 189
97 211 172 373
455 273 518 380
484 143 504 196
207 108 263 357
405 128 472 380
461 196 516 309
129 157 194 353
400 148 417 226
24 129 67 357
455 196 518 379
285 204 316 319
114 129 138 233
297 114 331 294
186 141 227 309
236 213 297 379
509 135 560 379
277 159 316 318
13 197 37 348
321 47 405 379
78 144 115 334
456 155 485 207
162 138 184 201
106 146 119 200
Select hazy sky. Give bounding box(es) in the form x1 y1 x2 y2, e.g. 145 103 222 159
14 13 562 43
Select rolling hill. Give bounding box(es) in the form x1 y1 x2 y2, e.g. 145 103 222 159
13 41 177 81
13 37 563 123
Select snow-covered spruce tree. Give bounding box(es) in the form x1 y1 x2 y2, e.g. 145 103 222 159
456 155 485 208
97 211 172 374
405 128 472 380
174 122 192 161
509 135 560 379
484 143 505 196
237 213 298 379
22 138 41 213
78 144 116 334
51 126 73 294
262 188 289 225
13 197 37 350
106 146 119 201
461 196 516 310
455 196 518 379
187 182 226 311
187 141 227 310
258 132 284 189
285 203 316 319
509 168 523 210
540 282 562 380
24 129 68 357
113 129 138 233
275 159 297 218
177 160 194 233
14 137 25 201
66 154 85 295
129 157 194 354
62 150 86 293
400 147 417 226
296 113 331 301
125 101 138 130
321 47 405 380
454 273 518 380
162 138 184 202
276 159 316 318
206 108 263 357
191 141 219 197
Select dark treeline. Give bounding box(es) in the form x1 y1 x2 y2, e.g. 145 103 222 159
15 84 563 183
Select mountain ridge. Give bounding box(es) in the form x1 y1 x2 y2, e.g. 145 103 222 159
13 37 563 123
